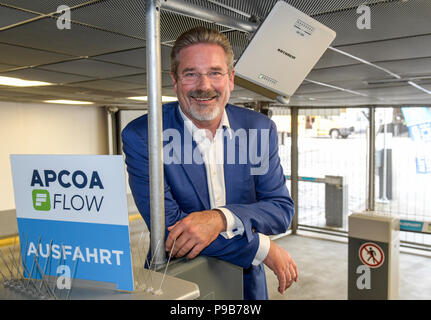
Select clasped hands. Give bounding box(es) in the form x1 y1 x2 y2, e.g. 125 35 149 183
165 209 298 294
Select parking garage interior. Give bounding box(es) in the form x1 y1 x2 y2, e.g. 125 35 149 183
1 0 431 300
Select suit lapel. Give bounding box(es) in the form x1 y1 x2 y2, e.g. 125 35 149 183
170 104 210 210
223 132 236 205
223 106 243 205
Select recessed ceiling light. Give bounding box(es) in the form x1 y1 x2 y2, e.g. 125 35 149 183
0 76 52 87
44 99 94 105
128 96 177 102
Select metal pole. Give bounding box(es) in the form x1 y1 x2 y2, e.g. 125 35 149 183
290 107 299 234
367 106 375 211
382 110 388 201
146 0 166 267
106 107 118 155
106 108 114 155
160 0 258 33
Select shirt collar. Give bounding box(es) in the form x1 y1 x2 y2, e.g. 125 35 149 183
178 104 231 137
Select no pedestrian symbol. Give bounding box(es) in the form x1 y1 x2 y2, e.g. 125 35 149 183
359 242 385 268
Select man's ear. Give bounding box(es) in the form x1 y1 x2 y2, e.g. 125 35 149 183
170 72 178 92
229 69 235 92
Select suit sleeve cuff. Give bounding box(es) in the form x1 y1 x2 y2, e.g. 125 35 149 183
252 233 270 266
215 207 245 239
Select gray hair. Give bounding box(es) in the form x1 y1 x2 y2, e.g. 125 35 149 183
170 27 234 79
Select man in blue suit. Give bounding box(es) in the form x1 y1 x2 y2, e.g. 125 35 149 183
122 27 298 300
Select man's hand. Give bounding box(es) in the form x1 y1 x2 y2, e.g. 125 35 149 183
264 240 298 294
165 210 226 259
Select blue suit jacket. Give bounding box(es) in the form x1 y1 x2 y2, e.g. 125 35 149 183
122 102 294 300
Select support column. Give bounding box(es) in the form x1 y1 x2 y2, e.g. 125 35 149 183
367 106 375 211
146 0 166 267
290 107 299 234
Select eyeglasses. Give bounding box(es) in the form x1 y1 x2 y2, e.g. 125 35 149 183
179 71 229 84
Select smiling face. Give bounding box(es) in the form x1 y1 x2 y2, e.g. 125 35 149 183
171 43 235 129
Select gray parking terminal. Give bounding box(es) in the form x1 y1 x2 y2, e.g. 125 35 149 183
348 211 400 300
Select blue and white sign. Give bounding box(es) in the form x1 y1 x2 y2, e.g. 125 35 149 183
10 155 134 291
400 220 424 233
400 219 431 234
401 107 431 174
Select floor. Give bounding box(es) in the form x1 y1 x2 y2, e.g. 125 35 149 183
266 231 431 300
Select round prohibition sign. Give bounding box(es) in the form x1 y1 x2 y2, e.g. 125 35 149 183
359 242 385 268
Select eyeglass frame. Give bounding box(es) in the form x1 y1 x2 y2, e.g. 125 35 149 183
178 70 231 84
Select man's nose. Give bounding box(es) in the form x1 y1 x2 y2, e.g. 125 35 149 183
196 73 212 89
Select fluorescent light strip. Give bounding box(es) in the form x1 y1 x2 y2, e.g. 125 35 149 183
44 100 94 105
0 76 52 87
366 75 431 85
328 46 402 80
304 78 368 97
408 81 431 95
128 96 178 102
319 47 431 99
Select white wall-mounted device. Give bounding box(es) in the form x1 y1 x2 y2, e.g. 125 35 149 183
234 1 336 101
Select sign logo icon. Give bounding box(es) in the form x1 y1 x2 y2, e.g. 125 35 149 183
32 189 51 211
359 242 384 268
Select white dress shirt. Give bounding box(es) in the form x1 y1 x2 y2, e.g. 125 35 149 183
179 106 270 266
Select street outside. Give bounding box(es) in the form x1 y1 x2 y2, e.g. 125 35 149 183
278 133 431 246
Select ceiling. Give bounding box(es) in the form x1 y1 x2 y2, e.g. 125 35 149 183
0 0 430 108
